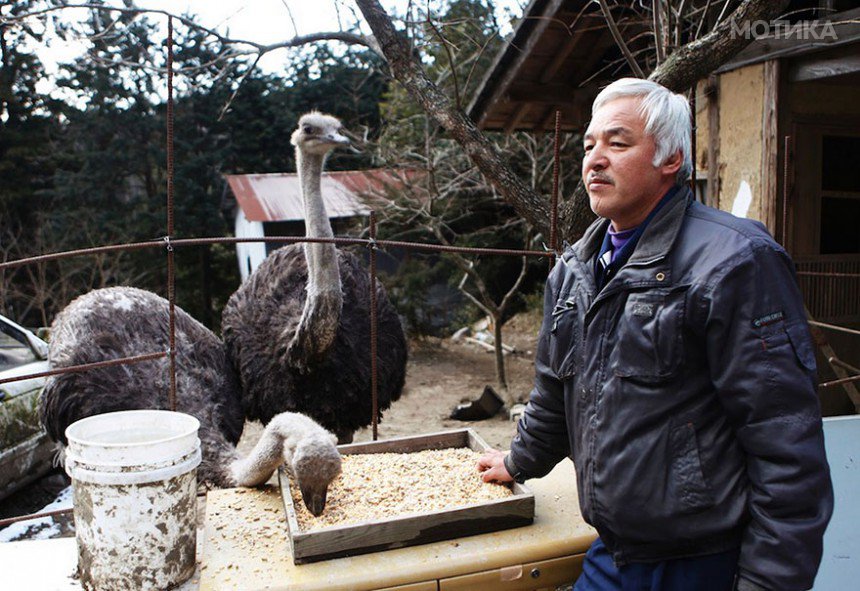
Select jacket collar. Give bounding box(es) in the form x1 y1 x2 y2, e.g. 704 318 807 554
571 185 693 266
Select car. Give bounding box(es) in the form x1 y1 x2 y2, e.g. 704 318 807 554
0 314 53 501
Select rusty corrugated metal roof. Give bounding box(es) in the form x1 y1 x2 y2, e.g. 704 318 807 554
224 169 413 223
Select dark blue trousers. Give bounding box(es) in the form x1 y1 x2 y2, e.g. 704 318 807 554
574 538 740 591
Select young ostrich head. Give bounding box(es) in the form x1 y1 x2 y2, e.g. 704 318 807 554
290 111 350 156
292 436 343 516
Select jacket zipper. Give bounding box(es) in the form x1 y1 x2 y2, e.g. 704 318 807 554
585 254 666 533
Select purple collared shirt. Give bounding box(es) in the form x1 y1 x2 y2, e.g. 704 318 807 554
607 225 638 263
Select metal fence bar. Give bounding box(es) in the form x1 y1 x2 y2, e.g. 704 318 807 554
0 507 74 529
549 110 561 268
819 373 860 389
808 320 860 337
0 351 168 386
369 211 379 442
166 15 177 412
0 236 554 273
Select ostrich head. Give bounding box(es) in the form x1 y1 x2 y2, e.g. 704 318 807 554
292 433 342 516
290 112 350 156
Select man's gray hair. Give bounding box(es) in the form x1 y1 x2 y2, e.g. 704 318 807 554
592 78 693 185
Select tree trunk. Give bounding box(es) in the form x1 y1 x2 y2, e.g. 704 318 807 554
492 312 511 402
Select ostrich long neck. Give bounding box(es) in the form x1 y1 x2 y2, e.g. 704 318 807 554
227 418 291 487
299 151 338 279
289 149 342 365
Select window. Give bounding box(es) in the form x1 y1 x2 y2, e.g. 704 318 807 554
819 135 860 254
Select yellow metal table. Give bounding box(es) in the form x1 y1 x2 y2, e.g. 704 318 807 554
200 458 596 591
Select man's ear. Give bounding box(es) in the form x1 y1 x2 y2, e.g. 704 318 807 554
660 149 683 177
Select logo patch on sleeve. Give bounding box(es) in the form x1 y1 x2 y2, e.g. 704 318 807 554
752 310 785 328
631 303 655 317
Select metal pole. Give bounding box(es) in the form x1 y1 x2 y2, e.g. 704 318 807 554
549 110 561 268
369 211 379 441
166 16 177 412
782 135 791 250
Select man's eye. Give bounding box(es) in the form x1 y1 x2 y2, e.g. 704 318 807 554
584 145 593 152
611 142 626 147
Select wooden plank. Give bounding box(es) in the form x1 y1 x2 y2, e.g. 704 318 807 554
790 48 860 82
338 429 469 455
706 76 720 210
280 429 536 564
761 60 780 236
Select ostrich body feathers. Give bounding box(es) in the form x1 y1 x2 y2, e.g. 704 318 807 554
222 245 408 442
40 286 245 487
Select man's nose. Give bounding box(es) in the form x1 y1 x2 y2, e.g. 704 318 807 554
585 145 608 171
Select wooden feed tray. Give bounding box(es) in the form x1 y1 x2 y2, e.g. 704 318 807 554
278 428 535 564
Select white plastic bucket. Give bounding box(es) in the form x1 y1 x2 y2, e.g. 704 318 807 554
65 410 202 591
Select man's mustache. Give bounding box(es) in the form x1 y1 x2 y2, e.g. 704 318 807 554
587 173 614 185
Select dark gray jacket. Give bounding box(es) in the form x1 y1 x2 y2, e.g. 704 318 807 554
508 188 833 590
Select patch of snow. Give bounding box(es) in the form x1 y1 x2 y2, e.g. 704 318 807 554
0 485 73 543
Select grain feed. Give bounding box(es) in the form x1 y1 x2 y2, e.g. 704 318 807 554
288 447 512 531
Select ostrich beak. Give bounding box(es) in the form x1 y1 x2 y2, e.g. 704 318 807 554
300 485 328 516
323 132 350 148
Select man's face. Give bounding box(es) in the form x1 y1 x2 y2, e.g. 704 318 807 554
582 97 676 230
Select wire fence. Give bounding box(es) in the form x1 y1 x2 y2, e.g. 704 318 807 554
0 16 559 528
2 17 859 530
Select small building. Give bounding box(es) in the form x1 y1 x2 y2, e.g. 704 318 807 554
225 169 409 282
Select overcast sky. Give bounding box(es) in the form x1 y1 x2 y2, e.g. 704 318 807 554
35 0 524 81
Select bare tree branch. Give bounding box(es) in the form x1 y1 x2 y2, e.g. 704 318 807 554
649 0 790 91
353 0 551 238
596 0 645 78
425 13 462 110
653 0 666 64
1 3 382 57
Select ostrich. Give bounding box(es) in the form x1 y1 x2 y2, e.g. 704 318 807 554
222 112 408 444
40 287 341 515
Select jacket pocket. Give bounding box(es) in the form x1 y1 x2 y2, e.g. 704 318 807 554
549 294 578 379
785 321 816 372
669 421 715 513
614 290 686 382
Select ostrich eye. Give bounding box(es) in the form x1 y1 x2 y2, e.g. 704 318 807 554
303 125 315 134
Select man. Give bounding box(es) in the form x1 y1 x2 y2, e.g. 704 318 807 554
478 78 833 591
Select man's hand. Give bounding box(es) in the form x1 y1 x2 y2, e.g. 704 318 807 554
477 449 514 483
